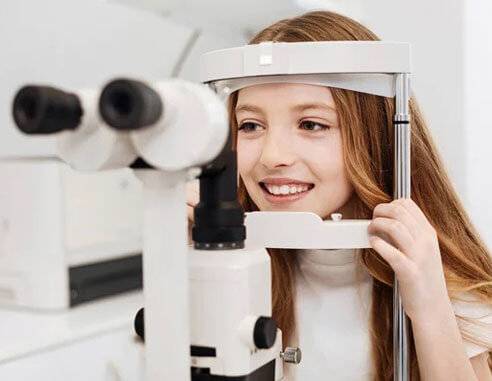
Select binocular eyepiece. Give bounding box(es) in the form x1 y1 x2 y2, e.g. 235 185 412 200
13 86 82 135
12 79 164 135
99 79 163 131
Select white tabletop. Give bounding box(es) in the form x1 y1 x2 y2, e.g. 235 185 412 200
0 291 143 363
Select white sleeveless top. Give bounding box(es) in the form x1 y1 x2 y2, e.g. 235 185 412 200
282 248 492 381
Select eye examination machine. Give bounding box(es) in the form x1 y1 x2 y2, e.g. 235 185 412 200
0 88 143 310
11 39 411 381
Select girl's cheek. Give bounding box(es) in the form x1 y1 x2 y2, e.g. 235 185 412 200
237 141 261 173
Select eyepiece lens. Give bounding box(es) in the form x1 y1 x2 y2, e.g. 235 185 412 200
17 91 39 123
109 90 133 118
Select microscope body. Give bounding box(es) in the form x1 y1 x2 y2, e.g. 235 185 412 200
189 247 283 380
98 77 284 380
2 86 143 310
12 78 287 380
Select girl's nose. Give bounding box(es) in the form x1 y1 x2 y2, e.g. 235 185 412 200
259 132 296 169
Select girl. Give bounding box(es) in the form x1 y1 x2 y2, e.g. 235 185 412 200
187 10 492 380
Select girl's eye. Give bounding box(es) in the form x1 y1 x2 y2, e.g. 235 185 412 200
299 120 330 131
238 122 262 133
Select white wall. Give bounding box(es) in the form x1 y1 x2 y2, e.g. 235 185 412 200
464 0 492 248
114 0 305 36
355 1 466 195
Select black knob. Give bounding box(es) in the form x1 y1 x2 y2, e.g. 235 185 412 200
12 85 82 135
99 78 163 131
253 316 277 349
134 307 145 342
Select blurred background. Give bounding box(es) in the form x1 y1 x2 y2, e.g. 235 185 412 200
0 0 490 379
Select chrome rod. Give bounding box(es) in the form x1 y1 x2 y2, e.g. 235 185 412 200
393 73 411 381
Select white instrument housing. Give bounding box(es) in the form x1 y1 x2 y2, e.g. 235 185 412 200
57 89 138 171
0 160 142 310
245 212 371 250
129 80 229 171
201 41 411 98
189 247 283 379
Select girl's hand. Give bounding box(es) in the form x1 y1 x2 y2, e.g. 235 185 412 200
368 198 452 322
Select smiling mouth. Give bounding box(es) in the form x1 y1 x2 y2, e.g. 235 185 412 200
259 182 315 197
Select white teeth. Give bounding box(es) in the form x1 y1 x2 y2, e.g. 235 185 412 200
279 185 290 195
264 183 311 195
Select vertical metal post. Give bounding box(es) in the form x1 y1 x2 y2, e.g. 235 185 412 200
394 73 411 381
140 170 191 381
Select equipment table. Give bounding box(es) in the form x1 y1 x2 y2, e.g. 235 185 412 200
0 291 144 381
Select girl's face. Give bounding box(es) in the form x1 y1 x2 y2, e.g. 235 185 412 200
236 83 355 220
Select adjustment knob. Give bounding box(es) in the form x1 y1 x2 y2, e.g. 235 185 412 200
253 316 277 349
134 307 145 342
330 213 342 221
280 347 302 364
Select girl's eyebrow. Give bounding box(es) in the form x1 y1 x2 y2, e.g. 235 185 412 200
235 102 336 114
235 104 263 114
292 102 336 113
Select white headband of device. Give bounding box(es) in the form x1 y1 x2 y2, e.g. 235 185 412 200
200 41 411 98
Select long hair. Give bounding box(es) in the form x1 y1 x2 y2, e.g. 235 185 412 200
229 11 492 380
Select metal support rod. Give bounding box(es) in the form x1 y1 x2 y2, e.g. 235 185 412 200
139 170 191 381
393 73 411 381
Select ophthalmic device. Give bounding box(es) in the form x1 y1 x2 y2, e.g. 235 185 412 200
12 40 411 381
12 78 291 380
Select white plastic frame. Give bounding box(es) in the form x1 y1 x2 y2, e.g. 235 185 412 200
201 41 410 98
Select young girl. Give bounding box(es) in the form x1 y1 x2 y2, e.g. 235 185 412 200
187 10 492 380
